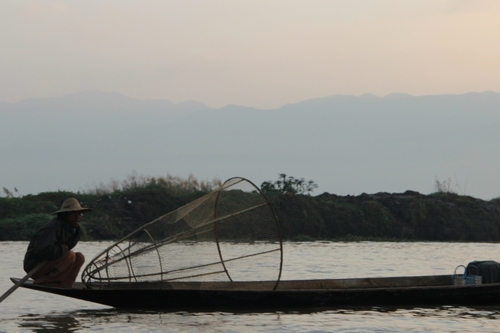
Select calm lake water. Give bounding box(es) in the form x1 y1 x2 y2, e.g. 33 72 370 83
2 241 500 332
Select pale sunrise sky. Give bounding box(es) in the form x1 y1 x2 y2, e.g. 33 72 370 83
1 0 499 108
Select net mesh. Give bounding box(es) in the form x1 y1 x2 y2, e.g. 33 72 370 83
81 177 283 290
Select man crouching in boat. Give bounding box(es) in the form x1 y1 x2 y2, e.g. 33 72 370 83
23 198 91 288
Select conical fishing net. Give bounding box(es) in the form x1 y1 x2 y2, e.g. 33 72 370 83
81 177 283 290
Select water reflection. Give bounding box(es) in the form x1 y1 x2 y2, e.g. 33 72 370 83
18 313 81 332
11 303 500 332
17 310 136 332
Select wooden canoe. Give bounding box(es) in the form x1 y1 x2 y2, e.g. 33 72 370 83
11 274 500 310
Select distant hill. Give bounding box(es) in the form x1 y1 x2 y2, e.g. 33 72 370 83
1 91 500 200
0 91 211 139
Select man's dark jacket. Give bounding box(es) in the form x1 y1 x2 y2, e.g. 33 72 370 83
23 216 80 273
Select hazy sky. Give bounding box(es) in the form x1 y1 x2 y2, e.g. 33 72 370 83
1 1 500 109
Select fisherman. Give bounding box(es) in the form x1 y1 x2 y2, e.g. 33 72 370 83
23 198 91 288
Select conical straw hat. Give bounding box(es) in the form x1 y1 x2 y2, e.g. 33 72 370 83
51 198 92 214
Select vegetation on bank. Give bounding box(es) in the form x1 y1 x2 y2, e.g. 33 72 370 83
2 174 500 242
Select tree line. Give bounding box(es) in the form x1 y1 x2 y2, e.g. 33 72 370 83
2 174 500 242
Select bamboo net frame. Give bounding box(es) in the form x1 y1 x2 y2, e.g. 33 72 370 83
81 177 283 290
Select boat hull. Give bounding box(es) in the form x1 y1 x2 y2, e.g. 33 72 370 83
11 275 500 310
